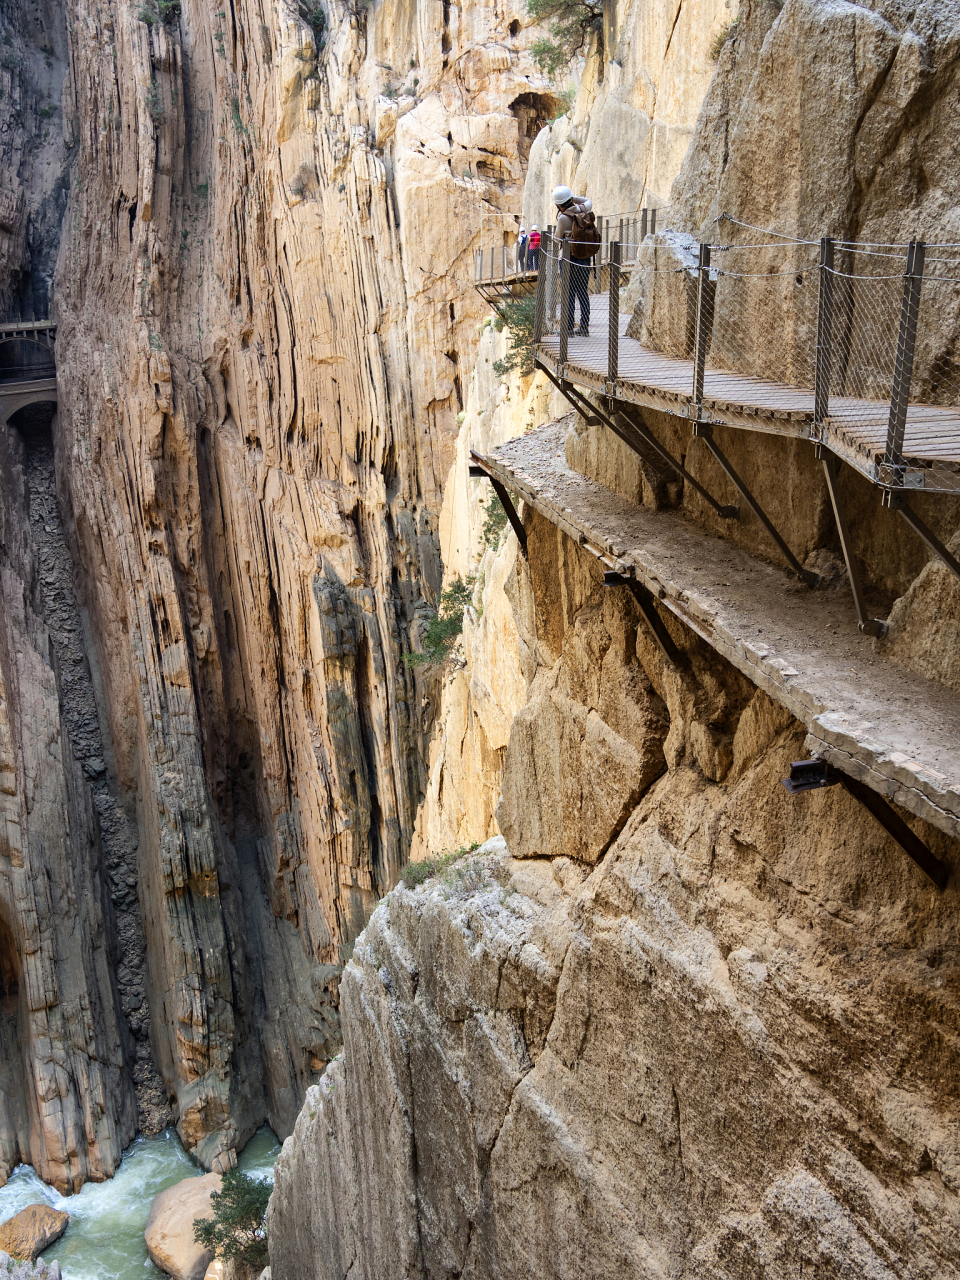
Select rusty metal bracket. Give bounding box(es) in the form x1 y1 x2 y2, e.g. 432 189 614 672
782 759 948 890
693 423 821 586
469 454 528 556
534 361 739 520
818 449 887 636
603 570 682 666
881 490 960 585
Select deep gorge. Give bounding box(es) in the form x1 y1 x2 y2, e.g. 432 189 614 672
1 0 959 1274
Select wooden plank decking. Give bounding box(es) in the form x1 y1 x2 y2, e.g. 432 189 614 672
535 298 960 487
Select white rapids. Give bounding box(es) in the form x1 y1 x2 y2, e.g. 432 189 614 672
0 1127 280 1280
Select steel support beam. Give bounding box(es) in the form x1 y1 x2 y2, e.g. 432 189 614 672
819 451 886 636
604 570 682 665
882 492 960 584
782 759 948 890
694 423 820 586
534 361 739 521
469 455 527 556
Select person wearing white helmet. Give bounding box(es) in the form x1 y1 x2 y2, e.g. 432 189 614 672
517 225 528 272
552 184 597 336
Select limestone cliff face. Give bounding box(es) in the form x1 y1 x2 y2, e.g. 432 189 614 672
414 0 728 857
269 507 960 1279
268 0 960 1273
0 0 557 1187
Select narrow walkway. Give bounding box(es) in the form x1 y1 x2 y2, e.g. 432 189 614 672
477 420 960 844
536 299 960 489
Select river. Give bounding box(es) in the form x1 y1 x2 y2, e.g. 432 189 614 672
0 1127 281 1280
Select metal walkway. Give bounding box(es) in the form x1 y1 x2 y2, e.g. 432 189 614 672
504 222 960 636
536 304 960 483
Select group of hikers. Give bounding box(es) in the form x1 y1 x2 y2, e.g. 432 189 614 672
515 185 599 336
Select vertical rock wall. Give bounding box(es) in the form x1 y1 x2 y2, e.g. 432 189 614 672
0 0 560 1186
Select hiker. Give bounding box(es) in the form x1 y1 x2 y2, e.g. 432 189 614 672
517 226 528 272
528 225 541 270
553 185 600 335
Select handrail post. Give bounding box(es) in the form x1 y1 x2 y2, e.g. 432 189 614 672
815 237 834 441
883 240 926 492
502 244 508 279
533 231 547 343
608 240 621 387
641 208 648 242
559 237 571 367
489 246 494 282
692 241 712 418
651 207 657 237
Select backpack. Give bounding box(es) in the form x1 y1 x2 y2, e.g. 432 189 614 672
570 208 601 258
530 230 541 249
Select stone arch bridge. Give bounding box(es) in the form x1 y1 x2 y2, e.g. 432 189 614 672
0 320 57 426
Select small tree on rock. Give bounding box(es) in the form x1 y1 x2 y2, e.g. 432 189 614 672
193 1168 271 1271
526 0 603 78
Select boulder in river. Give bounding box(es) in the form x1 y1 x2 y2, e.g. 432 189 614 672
0 1205 69 1261
145 1173 222 1280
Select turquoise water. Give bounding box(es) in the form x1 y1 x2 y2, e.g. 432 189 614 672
0 1128 281 1280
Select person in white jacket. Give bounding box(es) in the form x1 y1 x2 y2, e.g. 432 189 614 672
553 184 593 335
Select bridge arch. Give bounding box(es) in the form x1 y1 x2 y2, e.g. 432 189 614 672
0 382 57 428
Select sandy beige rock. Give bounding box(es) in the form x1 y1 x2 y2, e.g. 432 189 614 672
145 1174 222 1280
0 1205 69 1262
269 513 960 1279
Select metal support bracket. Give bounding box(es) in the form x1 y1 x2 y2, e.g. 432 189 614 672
693 422 821 586
535 361 739 521
604 571 683 666
782 759 948 890
819 451 887 636
882 490 960 585
469 455 528 556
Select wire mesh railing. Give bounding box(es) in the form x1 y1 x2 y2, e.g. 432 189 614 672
532 215 960 495
473 207 666 284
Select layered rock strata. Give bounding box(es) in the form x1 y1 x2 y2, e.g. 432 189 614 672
0 0 560 1188
269 509 960 1278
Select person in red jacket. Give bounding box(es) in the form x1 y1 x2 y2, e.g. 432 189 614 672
528 225 541 270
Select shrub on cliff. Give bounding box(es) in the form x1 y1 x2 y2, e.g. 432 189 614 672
526 0 603 78
400 843 481 889
192 1168 270 1271
405 576 474 667
493 295 536 379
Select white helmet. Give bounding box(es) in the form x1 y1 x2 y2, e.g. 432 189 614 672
552 184 574 206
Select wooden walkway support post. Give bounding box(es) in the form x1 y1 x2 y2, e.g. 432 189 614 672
815 237 834 439
884 240 926 487
608 240 621 387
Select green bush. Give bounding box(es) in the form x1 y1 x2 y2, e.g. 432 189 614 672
482 493 509 548
405 576 474 668
400 843 480 888
300 0 326 44
492 294 537 379
193 1168 270 1270
710 17 738 59
526 0 603 78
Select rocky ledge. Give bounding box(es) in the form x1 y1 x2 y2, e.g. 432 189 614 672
268 818 960 1278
